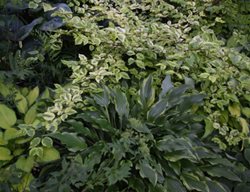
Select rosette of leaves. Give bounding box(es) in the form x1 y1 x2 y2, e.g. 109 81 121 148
32 75 250 192
0 81 61 191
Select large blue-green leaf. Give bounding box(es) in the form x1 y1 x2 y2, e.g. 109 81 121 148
160 75 173 98
140 75 155 107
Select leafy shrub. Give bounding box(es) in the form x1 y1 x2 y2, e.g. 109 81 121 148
0 81 61 191
41 0 250 149
33 76 250 191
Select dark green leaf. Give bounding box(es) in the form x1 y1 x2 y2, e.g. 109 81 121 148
129 118 151 133
160 75 173 98
181 173 209 192
165 177 187 192
140 75 155 107
138 162 158 186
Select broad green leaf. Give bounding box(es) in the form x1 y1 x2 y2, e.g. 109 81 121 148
38 147 60 163
0 147 13 160
140 75 155 107
16 156 34 172
49 132 87 152
228 103 241 117
0 104 17 129
160 75 173 98
93 86 110 107
147 99 168 121
128 177 146 192
242 108 250 118
239 117 249 135
113 88 129 119
24 105 37 124
15 93 28 114
202 118 214 139
4 128 25 140
41 137 53 148
234 183 250 192
0 82 11 97
181 173 209 192
27 86 39 106
206 181 229 192
203 166 241 182
129 118 150 133
138 162 157 186
165 177 186 192
244 148 250 165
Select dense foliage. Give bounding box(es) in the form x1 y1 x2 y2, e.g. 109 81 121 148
0 0 250 191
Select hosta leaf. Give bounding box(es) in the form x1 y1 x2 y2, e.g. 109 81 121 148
43 111 56 121
128 177 146 192
38 147 60 163
27 86 39 106
169 85 190 102
244 148 250 165
15 93 28 114
0 147 13 161
206 181 229 192
147 99 168 121
203 166 241 182
129 118 150 133
113 88 129 119
160 75 173 98
234 183 250 192
0 104 17 129
4 128 25 140
30 137 41 148
138 162 157 186
242 108 250 118
16 156 34 172
93 86 110 107
239 117 249 135
24 104 37 124
202 118 214 139
228 103 241 117
165 177 186 192
49 132 87 152
181 173 209 192
140 75 155 107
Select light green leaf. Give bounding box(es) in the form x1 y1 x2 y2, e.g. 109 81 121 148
38 147 60 163
43 111 56 121
16 156 34 172
24 105 37 124
4 128 25 140
15 93 28 114
202 118 214 139
0 147 13 161
27 86 39 106
239 118 249 135
228 103 241 117
41 137 53 148
242 108 250 118
30 137 41 148
0 104 17 129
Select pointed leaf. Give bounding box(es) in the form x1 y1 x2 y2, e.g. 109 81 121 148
24 105 37 124
49 132 87 152
181 173 209 192
15 93 28 114
129 118 151 133
140 75 155 107
160 75 174 98
0 104 17 129
206 181 229 192
202 118 214 139
165 177 186 192
138 162 157 185
27 86 39 106
113 88 129 119
147 99 168 121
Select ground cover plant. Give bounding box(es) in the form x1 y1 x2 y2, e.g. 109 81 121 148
0 0 250 191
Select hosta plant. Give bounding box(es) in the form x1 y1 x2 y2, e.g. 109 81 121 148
32 76 250 191
0 81 60 191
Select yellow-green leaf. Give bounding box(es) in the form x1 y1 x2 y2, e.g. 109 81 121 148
0 147 13 160
228 103 241 117
27 86 39 106
0 104 17 129
15 93 28 114
4 128 25 140
38 147 60 163
16 156 34 172
242 108 250 118
24 105 37 124
239 118 249 135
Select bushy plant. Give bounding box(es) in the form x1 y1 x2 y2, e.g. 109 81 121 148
32 76 250 191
